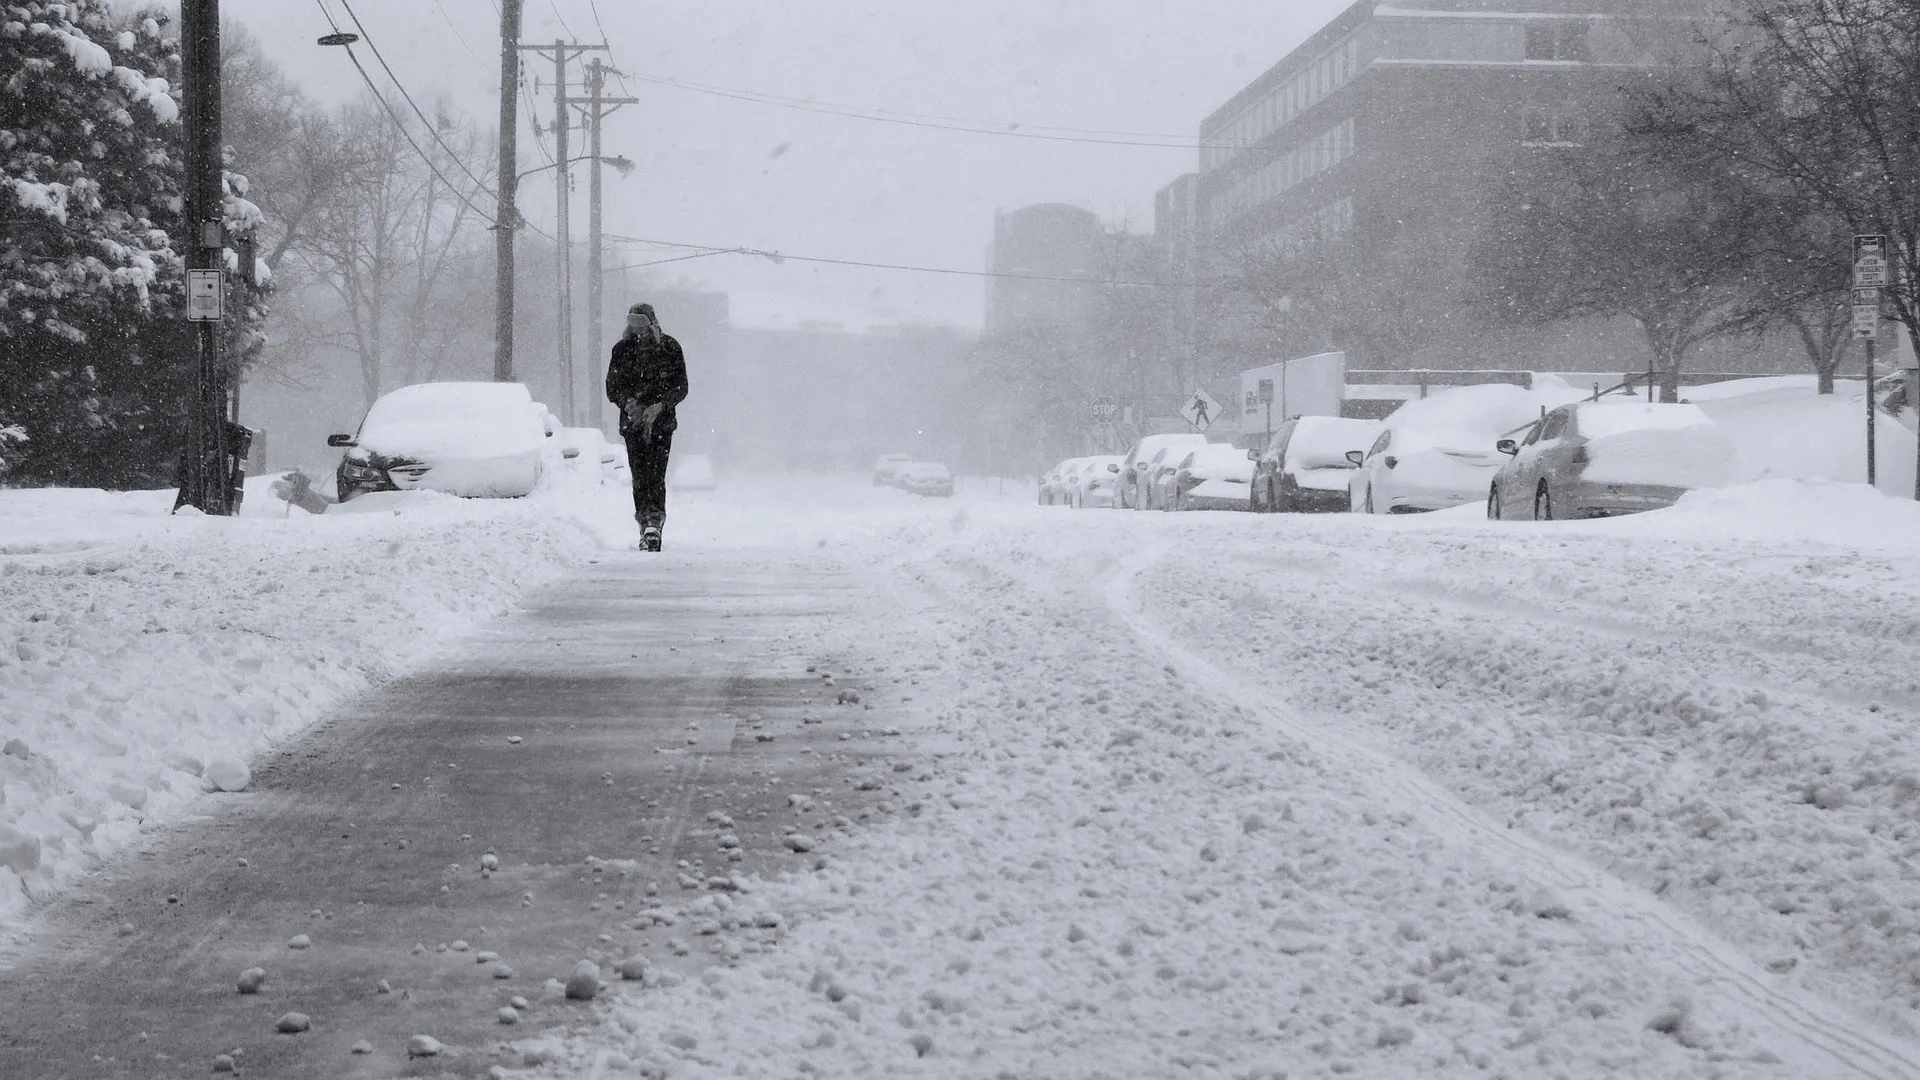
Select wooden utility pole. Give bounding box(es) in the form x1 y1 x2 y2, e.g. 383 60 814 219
552 42 573 424
177 0 232 514
517 42 606 425
581 58 637 433
494 0 522 383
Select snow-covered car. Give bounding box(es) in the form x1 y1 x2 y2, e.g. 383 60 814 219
897 461 955 497
1347 426 1505 514
1348 383 1587 514
328 382 551 502
1118 434 1207 509
1488 402 1733 520
1167 444 1255 511
669 452 718 491
872 452 913 487
1253 416 1379 513
1142 445 1197 510
1040 457 1087 506
554 426 619 482
1070 455 1124 508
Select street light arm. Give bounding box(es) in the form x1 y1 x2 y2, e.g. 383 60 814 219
517 154 633 181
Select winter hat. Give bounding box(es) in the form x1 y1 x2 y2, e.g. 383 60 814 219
628 302 655 319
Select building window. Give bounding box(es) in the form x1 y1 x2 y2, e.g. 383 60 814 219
1525 21 1591 63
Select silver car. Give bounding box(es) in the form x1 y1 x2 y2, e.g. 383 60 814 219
1488 401 1733 521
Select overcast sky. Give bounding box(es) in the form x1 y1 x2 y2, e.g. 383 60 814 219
248 0 1355 331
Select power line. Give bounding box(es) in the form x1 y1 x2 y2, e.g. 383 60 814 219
600 233 1207 288
313 0 500 226
431 0 490 70
338 0 497 197
547 0 579 41
626 71 1223 149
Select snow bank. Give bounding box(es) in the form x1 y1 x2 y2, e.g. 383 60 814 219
0 481 608 935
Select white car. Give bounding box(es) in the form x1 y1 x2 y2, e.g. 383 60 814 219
1118 434 1207 509
896 461 954 497
872 452 912 487
554 426 619 482
1040 457 1088 506
1166 444 1256 511
1348 426 1506 514
669 452 717 491
330 382 551 501
1253 416 1380 513
1071 455 1125 508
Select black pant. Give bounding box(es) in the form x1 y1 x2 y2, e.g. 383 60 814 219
624 428 673 529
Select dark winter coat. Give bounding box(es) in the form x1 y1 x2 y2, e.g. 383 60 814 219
605 332 689 436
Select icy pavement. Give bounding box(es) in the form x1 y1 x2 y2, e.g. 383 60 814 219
528 480 1920 1080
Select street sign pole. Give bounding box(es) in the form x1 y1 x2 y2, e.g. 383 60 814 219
1855 236 1888 489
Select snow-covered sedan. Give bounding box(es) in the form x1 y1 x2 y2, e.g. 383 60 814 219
1347 426 1506 514
1167 444 1256 511
329 382 552 502
872 452 912 487
1040 457 1087 506
1488 401 1733 520
1119 433 1207 509
1070 455 1124 508
897 461 955 497
1253 416 1379 513
554 426 620 483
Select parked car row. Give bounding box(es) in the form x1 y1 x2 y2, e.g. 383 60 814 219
1039 455 1124 507
1038 392 1736 522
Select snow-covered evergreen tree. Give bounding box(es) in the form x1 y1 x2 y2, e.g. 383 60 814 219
1 2 268 488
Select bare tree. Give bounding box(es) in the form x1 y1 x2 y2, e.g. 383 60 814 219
1648 0 1920 354
1470 113 1777 402
292 96 493 404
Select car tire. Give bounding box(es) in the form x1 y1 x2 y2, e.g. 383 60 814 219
1488 486 1501 521
1364 486 1376 515
1535 483 1552 521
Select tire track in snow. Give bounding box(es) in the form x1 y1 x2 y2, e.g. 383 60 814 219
1107 542 1920 1080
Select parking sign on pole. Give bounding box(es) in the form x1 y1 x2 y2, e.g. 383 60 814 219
1856 236 1886 486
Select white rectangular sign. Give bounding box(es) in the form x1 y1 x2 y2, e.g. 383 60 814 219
186 269 223 322
1854 235 1890 289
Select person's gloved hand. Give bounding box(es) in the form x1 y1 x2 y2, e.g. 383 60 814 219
637 402 665 442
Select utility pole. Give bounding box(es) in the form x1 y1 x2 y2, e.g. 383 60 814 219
552 42 573 424
494 0 522 383
176 0 231 515
581 57 637 433
517 42 606 425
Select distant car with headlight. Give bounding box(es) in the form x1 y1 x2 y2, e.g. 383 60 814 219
328 382 551 502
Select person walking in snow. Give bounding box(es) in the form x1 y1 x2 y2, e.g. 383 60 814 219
606 302 689 552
